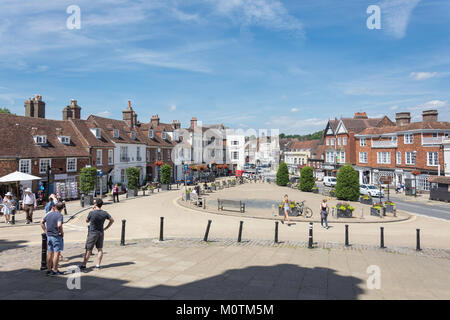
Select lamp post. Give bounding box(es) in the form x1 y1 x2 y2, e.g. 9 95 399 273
413 151 417 198
182 161 187 201
46 164 51 200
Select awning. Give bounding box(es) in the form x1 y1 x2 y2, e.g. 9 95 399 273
0 171 42 183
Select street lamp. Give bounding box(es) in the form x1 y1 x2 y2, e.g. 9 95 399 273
182 161 187 201
46 164 51 200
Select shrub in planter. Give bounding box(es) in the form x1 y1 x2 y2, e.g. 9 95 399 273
329 188 336 197
276 162 289 186
312 186 319 194
278 202 299 216
335 165 360 201
336 202 355 218
384 201 396 213
161 164 172 190
210 183 216 191
370 203 386 217
299 166 315 192
80 167 97 205
126 167 140 196
359 194 373 205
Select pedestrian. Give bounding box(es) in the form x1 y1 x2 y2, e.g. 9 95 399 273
22 188 37 224
112 184 119 203
281 194 291 226
2 192 14 224
320 199 329 229
45 194 58 214
80 198 114 270
40 202 65 276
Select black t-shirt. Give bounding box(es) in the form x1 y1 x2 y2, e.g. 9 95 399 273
87 210 111 234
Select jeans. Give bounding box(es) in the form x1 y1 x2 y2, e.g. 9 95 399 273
321 211 328 228
113 193 119 203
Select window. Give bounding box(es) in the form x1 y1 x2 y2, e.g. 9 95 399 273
232 151 239 160
396 152 401 165
405 152 416 165
294 158 297 164
130 131 136 140
108 149 113 165
120 169 126 183
343 137 347 146
427 152 438 166
377 152 391 164
360 138 366 147
337 138 341 146
149 130 154 139
326 151 335 163
158 148 162 160
404 134 413 144
168 150 171 161
137 147 141 161
33 135 47 144
331 138 335 146
337 151 345 163
146 150 150 162
91 128 101 139
120 146 128 162
113 129 119 138
162 132 167 140
67 158 77 172
326 138 330 146
58 136 70 145
432 132 438 138
19 159 31 174
232 141 239 146
96 150 102 166
39 159 51 174
359 152 368 163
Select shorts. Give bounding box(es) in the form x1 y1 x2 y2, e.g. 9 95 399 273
47 236 63 252
85 232 104 251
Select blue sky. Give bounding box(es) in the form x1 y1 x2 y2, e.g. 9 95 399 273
0 0 449 134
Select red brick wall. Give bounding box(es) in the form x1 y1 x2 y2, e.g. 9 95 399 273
0 159 18 177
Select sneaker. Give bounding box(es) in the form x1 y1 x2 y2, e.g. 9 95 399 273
95 265 100 269
79 265 87 270
46 270 52 276
26 221 30 225
50 270 65 276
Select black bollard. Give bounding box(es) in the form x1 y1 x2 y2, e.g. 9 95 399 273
120 219 126 246
416 229 421 251
40 233 47 270
11 213 15 225
380 227 385 248
238 221 243 243
274 221 279 243
203 199 206 210
63 201 67 215
203 220 212 242
345 224 350 246
159 217 164 241
308 222 313 249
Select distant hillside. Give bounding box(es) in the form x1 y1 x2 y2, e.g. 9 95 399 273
279 130 323 141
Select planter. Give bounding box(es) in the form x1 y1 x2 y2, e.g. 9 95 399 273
127 189 138 198
278 207 299 217
185 193 191 201
385 205 396 214
329 191 335 197
210 185 216 191
83 194 94 207
359 198 373 205
312 189 319 194
337 209 353 218
370 207 386 217
161 184 169 191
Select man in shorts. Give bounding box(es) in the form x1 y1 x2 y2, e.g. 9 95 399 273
40 202 65 276
80 198 114 270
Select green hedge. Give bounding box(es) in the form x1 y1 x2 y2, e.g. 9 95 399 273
276 162 289 186
335 165 360 201
161 164 172 185
80 167 97 194
126 167 140 190
299 166 315 192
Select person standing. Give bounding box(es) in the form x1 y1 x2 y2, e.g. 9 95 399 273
2 192 14 224
40 202 65 276
112 184 119 203
22 188 37 224
80 198 114 270
320 199 329 229
282 194 291 225
45 194 58 214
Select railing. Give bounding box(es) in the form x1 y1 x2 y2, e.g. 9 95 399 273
371 140 397 148
422 137 444 145
120 157 130 163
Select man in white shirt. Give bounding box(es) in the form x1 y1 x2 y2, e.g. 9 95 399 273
22 188 37 224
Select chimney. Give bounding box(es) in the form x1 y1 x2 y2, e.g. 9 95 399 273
25 94 45 118
172 120 181 130
133 111 138 125
422 110 438 123
151 115 160 126
190 117 197 129
354 112 368 119
395 112 411 126
122 100 134 128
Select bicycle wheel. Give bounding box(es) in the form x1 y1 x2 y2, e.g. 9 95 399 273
304 207 313 218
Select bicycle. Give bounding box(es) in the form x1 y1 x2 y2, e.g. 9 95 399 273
294 200 313 218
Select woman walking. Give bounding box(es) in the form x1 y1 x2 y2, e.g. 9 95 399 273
112 184 120 203
282 194 291 225
320 199 329 229
2 192 14 224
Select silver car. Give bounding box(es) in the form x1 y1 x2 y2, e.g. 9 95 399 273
360 184 384 197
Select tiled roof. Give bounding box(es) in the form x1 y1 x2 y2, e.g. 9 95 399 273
288 139 320 152
88 115 147 145
0 114 89 158
358 121 450 136
69 119 115 148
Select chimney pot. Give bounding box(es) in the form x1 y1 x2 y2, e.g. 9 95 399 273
422 110 438 123
395 112 411 126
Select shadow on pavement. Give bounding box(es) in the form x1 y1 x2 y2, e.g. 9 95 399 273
0 239 27 253
0 263 365 300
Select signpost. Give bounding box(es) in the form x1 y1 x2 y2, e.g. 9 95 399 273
97 170 103 199
379 176 392 202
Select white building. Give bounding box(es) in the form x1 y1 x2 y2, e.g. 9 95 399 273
444 137 450 177
225 130 246 170
255 134 280 170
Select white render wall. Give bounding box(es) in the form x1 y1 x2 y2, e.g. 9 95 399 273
112 142 147 185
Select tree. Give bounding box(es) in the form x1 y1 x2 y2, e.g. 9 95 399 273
126 167 140 190
299 166 315 192
0 107 12 114
80 167 97 194
335 165 360 201
161 164 172 185
276 162 289 186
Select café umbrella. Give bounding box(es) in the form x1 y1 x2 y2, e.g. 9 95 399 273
0 171 42 203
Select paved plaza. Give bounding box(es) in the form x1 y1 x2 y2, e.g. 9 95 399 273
1 182 450 299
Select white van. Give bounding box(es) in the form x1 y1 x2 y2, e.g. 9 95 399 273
323 176 337 187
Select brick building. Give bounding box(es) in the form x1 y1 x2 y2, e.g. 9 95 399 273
354 110 450 191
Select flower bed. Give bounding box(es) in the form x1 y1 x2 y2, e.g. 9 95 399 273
312 187 319 194
384 201 396 214
336 202 354 218
370 203 386 217
359 195 373 205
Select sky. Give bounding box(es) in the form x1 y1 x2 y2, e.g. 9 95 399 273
0 0 449 134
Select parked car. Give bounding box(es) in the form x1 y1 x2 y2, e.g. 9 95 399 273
360 184 384 198
323 176 337 187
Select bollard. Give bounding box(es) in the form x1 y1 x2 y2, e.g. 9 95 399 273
332 207 335 218
308 222 313 249
159 217 164 241
345 224 350 246
40 233 47 270
11 213 15 225
274 221 279 244
63 201 67 215
416 229 421 251
380 227 385 248
203 220 212 242
203 199 206 210
120 219 126 246
238 221 243 243
360 208 364 219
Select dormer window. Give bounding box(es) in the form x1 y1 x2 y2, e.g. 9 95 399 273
149 129 154 139
131 131 136 140
113 129 119 139
58 136 71 145
91 128 101 139
33 135 47 145
162 132 167 140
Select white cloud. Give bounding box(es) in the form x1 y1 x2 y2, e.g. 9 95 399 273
379 0 421 39
409 72 437 80
266 116 327 134
389 105 399 111
97 111 112 117
170 104 177 111
291 108 299 112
